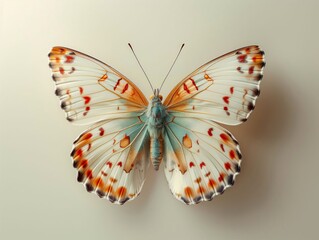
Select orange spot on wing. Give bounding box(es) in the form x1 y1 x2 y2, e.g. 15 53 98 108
116 186 127 198
208 178 216 188
183 134 192 148
93 177 104 188
204 73 212 81
194 177 202 183
197 186 206 194
80 133 92 141
104 185 114 194
120 134 130 148
252 54 264 63
184 187 194 198
109 177 117 183
99 73 108 82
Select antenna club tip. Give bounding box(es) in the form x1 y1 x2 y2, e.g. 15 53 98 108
128 43 133 48
181 43 185 48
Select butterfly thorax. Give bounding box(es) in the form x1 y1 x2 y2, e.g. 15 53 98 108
147 91 166 171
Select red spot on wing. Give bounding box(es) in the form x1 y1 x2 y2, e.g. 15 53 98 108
189 162 195 168
106 161 112 168
79 159 88 169
229 150 236 160
65 55 74 63
200 162 206 169
190 78 198 90
230 87 234 94
220 144 225 152
114 78 122 91
83 96 91 104
208 128 213 136
183 83 190 94
237 67 244 73
86 169 93 179
218 173 225 182
223 96 230 104
117 161 123 167
223 106 228 111
59 67 65 75
79 87 84 94
99 127 104 136
249 66 254 74
220 133 230 142
237 54 247 63
121 83 129 94
75 149 83 158
224 162 231 170
87 143 92 151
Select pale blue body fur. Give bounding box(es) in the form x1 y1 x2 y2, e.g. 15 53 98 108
146 89 167 170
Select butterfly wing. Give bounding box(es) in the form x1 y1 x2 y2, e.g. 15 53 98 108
163 45 265 204
72 115 150 204
164 116 241 204
164 45 265 125
49 47 150 204
49 46 148 125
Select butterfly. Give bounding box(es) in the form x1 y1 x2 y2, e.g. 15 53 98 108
48 45 265 205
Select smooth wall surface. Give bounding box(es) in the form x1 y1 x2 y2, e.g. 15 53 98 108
1 0 318 239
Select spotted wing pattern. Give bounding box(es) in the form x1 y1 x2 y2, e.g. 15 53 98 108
49 46 148 125
164 45 265 125
72 114 150 204
164 116 241 204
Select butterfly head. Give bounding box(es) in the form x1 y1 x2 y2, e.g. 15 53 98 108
150 88 163 102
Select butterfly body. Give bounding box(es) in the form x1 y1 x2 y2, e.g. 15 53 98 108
147 89 166 170
49 45 265 205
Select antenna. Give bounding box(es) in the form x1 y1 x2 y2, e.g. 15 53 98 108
128 43 154 91
159 43 185 91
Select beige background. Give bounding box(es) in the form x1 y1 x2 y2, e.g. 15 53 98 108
1 0 318 239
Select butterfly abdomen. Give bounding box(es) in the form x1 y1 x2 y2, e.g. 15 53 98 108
147 96 167 170
150 137 164 170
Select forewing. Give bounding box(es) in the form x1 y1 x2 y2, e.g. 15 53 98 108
71 114 150 204
164 115 241 204
49 46 148 125
164 45 265 125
